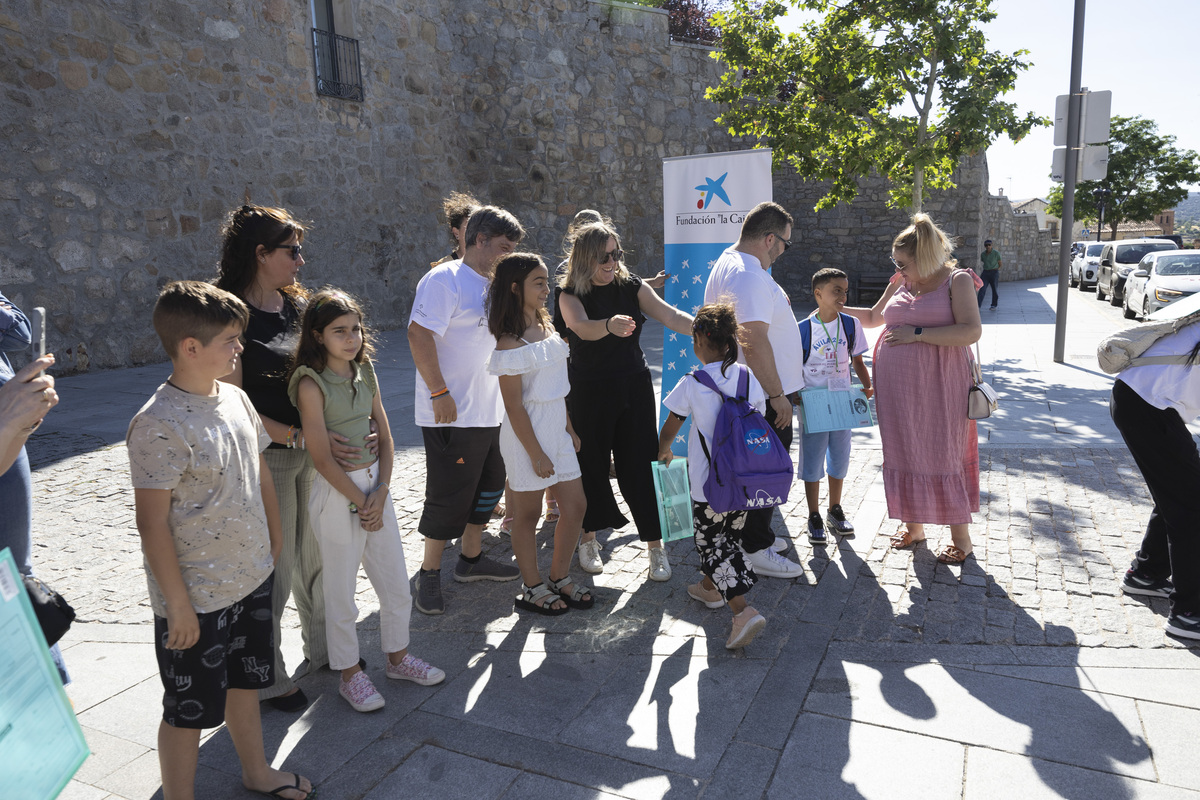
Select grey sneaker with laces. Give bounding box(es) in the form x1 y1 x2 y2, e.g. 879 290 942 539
453 554 520 582
414 569 444 615
826 504 855 538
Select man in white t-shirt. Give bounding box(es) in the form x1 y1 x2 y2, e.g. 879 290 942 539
407 206 524 614
704 201 804 579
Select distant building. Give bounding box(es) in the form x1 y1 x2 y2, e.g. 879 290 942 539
1011 197 1060 241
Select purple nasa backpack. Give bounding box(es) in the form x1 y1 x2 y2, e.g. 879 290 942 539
692 366 793 513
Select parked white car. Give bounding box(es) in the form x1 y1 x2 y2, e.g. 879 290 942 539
1070 242 1104 289
1122 250 1200 320
1096 238 1178 305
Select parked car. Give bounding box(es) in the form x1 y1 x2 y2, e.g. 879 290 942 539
1096 238 1178 305
1070 242 1105 289
1122 249 1200 319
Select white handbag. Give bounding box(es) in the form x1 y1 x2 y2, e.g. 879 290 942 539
967 342 998 420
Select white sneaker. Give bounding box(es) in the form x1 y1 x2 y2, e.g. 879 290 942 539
577 538 603 574
744 547 803 579
648 547 672 582
339 670 385 712
771 537 789 553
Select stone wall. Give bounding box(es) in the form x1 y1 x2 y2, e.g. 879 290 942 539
772 154 1059 304
0 0 1053 371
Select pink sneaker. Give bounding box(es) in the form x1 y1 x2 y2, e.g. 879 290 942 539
339 670 385 712
385 654 446 686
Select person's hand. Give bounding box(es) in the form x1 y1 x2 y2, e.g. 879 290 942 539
646 271 668 289
361 485 387 522
531 450 555 479
164 603 200 651
658 447 674 466
606 315 636 337
768 394 792 430
364 418 380 457
433 392 458 424
862 386 875 400
883 325 919 346
0 356 58 433
569 428 581 453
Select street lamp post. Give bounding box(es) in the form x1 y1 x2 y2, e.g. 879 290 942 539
1093 186 1112 242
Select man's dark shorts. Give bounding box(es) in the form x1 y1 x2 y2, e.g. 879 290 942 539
419 426 506 540
154 573 275 729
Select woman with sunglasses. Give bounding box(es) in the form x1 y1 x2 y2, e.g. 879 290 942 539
843 214 983 565
216 205 372 711
555 222 694 581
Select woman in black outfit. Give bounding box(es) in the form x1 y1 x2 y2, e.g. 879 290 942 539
555 222 693 581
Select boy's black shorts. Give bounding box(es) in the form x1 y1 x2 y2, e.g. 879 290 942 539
154 573 275 729
418 426 506 540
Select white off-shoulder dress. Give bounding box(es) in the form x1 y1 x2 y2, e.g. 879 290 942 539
486 333 581 492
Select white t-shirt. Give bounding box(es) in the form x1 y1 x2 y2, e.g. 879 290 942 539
800 311 868 390
663 362 769 502
409 260 504 428
1119 321 1200 421
704 247 805 394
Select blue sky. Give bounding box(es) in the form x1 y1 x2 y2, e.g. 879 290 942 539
780 0 1200 203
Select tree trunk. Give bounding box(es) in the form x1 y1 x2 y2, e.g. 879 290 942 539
913 165 924 214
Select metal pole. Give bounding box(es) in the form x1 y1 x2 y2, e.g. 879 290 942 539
1053 0 1087 363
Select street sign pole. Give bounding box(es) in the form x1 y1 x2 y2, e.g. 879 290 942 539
1054 0 1087 364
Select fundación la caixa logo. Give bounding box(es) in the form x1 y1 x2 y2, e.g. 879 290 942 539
694 172 731 209
676 171 749 228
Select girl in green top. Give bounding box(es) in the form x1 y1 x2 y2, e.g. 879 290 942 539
290 289 444 713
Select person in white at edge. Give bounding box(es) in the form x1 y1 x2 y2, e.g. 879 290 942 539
407 206 524 615
703 201 804 579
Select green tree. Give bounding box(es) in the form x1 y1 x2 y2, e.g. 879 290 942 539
1047 116 1200 239
708 0 1044 212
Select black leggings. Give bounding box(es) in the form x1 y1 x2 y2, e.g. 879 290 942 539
1110 379 1200 616
568 370 662 542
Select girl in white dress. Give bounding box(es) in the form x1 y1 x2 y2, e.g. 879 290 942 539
486 254 592 615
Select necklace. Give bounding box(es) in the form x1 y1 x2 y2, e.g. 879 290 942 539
910 268 950 296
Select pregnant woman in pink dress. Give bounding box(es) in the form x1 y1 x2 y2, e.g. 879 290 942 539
845 214 983 563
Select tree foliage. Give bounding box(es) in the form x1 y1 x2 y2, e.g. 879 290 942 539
708 0 1045 211
1047 116 1200 238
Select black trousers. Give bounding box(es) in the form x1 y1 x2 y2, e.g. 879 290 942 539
742 399 795 554
568 370 662 542
977 269 999 307
1110 379 1200 616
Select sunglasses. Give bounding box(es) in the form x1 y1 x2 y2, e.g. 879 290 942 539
274 244 303 260
599 248 623 265
890 256 911 271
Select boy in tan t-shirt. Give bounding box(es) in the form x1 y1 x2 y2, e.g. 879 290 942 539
127 281 312 800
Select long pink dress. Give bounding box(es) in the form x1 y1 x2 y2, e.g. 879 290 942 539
873 269 980 524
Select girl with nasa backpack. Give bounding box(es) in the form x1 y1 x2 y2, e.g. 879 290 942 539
658 302 792 650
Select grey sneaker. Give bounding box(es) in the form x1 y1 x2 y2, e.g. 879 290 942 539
1122 570 1172 599
648 547 672 582
1165 611 1200 640
826 504 855 538
414 569 444 615
454 554 520 582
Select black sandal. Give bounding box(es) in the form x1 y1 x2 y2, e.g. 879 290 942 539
548 574 594 610
514 582 568 616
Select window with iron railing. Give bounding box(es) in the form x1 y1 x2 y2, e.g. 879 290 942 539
312 27 363 101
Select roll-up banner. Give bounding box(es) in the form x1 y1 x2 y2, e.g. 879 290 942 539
660 149 773 454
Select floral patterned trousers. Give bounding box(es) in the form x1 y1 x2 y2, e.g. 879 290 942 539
693 501 757 602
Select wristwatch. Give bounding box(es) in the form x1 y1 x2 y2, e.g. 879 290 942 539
914 327 923 337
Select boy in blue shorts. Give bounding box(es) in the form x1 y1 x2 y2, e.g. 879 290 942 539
799 268 872 544
127 282 313 800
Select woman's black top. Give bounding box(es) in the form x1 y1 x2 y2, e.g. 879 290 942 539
241 292 303 443
557 275 648 380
